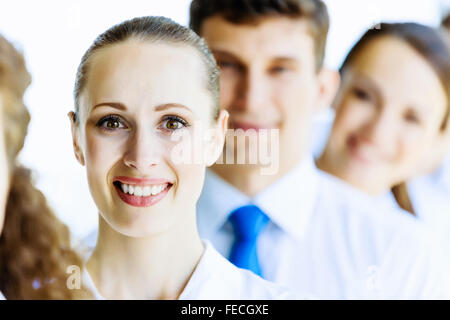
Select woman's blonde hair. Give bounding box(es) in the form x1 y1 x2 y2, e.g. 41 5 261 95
0 34 91 299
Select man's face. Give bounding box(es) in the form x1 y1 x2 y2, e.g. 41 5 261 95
201 15 324 167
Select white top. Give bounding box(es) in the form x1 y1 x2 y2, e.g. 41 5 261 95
408 173 450 240
81 241 302 300
309 112 450 229
0 291 5 300
372 174 450 246
196 155 450 299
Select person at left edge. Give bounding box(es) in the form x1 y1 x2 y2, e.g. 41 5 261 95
0 34 92 300
69 16 302 300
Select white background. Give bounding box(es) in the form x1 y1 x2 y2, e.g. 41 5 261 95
0 0 448 238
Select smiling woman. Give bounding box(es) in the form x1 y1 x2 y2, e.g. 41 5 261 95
68 16 297 300
317 23 450 215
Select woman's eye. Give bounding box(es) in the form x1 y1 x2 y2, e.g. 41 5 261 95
352 87 371 101
159 116 189 133
404 112 421 125
165 119 183 130
97 116 127 131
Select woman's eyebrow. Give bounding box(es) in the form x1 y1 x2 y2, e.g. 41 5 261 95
352 72 382 96
92 102 127 111
154 103 192 112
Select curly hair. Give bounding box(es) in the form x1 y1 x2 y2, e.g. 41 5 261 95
0 34 91 299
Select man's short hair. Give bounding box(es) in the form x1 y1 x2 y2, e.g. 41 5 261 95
189 0 329 70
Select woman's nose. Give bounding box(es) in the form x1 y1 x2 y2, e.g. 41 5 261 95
361 111 395 147
123 130 162 171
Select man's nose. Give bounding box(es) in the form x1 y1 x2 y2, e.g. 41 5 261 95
234 69 270 113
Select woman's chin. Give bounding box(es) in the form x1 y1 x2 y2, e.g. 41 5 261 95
101 210 176 238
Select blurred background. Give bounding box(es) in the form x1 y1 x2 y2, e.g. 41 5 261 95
0 0 448 238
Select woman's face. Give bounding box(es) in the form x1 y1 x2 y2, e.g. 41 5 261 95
324 36 447 194
0 97 9 234
71 41 226 237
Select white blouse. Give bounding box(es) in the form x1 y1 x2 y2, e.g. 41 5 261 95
81 241 303 300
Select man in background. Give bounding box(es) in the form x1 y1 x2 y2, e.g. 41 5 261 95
191 0 450 298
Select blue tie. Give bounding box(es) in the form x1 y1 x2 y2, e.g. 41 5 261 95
228 205 269 277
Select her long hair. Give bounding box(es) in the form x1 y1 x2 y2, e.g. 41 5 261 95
0 34 91 299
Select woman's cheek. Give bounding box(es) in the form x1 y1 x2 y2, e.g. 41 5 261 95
86 132 126 167
164 135 207 201
398 130 428 168
333 107 358 148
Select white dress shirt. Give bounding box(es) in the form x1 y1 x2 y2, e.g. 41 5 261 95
81 241 301 300
197 155 450 299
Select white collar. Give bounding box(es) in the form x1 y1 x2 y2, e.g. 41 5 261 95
197 155 320 241
178 240 218 300
372 190 399 210
83 240 215 300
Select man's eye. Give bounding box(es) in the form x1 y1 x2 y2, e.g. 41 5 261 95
217 60 235 68
269 66 288 74
97 116 127 131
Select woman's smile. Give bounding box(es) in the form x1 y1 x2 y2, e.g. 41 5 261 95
113 176 173 207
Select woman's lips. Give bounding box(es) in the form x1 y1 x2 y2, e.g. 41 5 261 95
114 176 170 185
347 135 373 165
113 176 172 208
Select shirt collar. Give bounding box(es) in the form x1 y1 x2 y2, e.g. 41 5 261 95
197 155 320 241
178 240 215 300
197 169 250 238
254 155 320 240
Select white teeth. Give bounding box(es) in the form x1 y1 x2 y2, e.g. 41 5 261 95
118 182 168 197
151 185 159 196
134 186 143 197
143 186 151 197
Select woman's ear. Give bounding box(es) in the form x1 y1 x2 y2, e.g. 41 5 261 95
315 68 341 113
68 111 85 166
204 109 229 167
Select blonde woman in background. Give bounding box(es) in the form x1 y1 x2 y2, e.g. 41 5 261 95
0 34 91 299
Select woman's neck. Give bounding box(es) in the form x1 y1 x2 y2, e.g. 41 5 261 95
87 212 204 300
